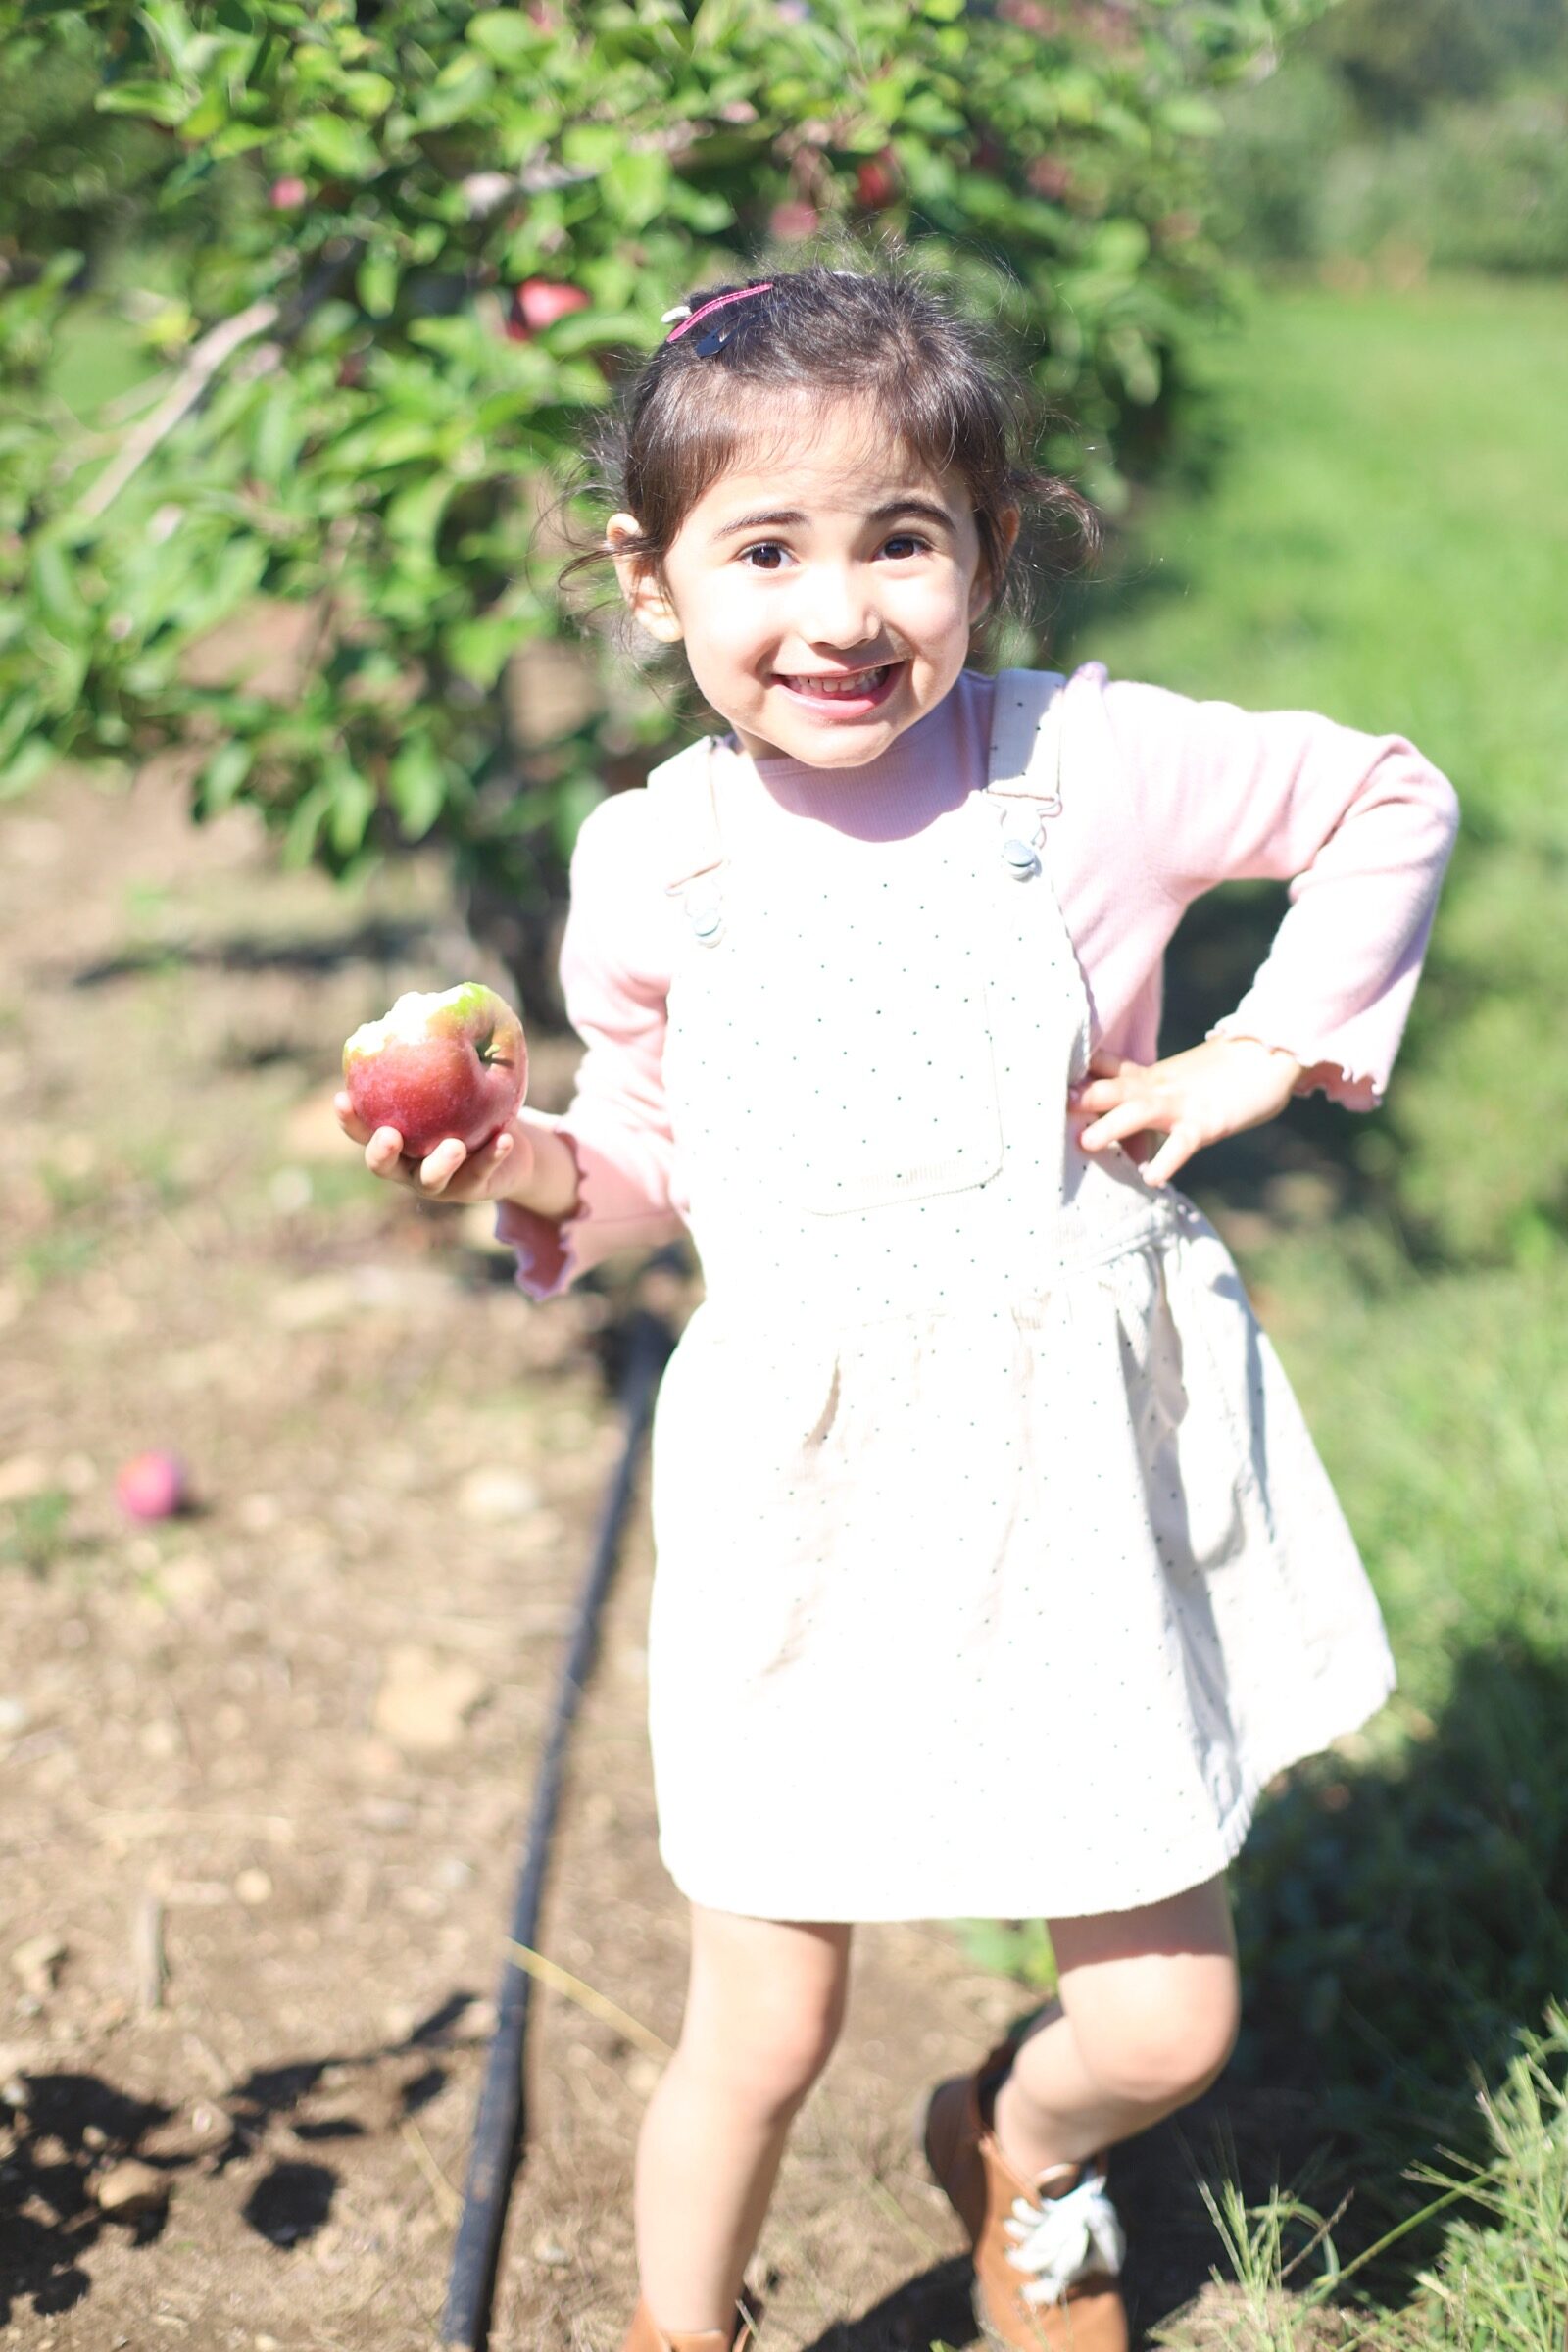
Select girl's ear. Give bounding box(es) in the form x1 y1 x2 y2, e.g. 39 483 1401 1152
607 513 684 643
970 504 1022 621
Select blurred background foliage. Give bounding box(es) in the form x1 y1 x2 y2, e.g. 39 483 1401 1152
1208 0 1568 271
0 0 1318 989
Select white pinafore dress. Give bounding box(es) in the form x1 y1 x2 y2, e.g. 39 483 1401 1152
643 670 1395 1925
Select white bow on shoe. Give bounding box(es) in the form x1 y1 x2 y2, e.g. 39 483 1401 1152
1004 2166 1126 2305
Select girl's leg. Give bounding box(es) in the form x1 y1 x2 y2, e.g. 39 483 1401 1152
992 1875 1240 2175
634 1904 853 2333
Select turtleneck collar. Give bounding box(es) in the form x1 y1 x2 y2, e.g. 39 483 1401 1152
711 671 993 842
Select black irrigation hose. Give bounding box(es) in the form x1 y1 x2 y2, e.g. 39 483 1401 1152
442 1304 673 2351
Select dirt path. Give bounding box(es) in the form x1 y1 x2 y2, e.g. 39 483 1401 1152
0 772 1269 2349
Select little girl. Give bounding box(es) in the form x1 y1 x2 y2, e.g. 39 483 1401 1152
338 265 1457 2352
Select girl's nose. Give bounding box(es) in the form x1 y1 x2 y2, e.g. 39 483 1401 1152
800 566 881 651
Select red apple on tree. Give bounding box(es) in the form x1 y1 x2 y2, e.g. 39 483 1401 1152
768 201 820 242
855 152 899 210
505 279 591 341
342 984 527 1159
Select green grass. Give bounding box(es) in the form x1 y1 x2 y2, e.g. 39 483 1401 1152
1040 279 1568 2345
1063 275 1568 848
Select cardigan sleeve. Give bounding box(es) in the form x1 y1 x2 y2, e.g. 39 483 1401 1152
1098 669 1460 1108
495 791 686 1299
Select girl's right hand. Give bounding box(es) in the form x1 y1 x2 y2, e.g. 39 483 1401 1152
333 1095 536 1203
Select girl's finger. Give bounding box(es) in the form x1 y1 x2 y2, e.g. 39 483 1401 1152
335 1091 375 1147
1070 1075 1132 1113
1086 1049 1128 1079
418 1139 468 1193
365 1124 409 1177
462 1130 515 1191
1080 1099 1162 1152
463 1125 514 1173
1143 1124 1200 1188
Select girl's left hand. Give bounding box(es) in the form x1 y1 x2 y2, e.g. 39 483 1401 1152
1069 1038 1304 1189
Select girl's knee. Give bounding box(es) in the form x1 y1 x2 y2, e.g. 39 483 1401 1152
1073 1962 1241 2111
679 1914 851 2121
680 1982 845 2120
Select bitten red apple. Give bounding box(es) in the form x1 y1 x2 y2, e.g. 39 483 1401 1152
342 983 527 1159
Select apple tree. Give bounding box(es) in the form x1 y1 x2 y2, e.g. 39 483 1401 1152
1 0 1329 984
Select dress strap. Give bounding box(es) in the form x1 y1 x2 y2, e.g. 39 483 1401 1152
983 667 1094 1079
648 735 728 947
986 667 1067 804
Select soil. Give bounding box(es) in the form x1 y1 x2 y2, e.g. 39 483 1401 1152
0 764 1320 2350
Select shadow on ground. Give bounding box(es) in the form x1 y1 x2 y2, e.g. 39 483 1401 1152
0 1989 482 2328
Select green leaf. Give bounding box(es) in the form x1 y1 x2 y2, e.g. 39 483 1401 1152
196 738 254 814
604 148 671 230
383 472 452 548
31 536 91 642
1159 93 1225 138
298 112 378 179
341 70 395 118
466 9 542 65
282 779 331 866
387 736 448 839
325 761 376 856
357 246 399 319
561 122 622 169
1087 217 1152 276
0 732 59 798
210 121 272 156
96 79 192 125
444 613 522 689
251 389 303 485
332 416 443 469
414 53 492 129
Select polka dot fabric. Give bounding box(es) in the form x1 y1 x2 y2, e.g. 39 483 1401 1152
641 670 1395 1923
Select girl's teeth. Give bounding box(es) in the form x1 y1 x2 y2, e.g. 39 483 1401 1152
790 667 889 697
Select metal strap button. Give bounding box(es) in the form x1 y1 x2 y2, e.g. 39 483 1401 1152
686 885 724 944
1001 836 1040 880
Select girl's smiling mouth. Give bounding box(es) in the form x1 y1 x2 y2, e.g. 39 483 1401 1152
773 662 905 712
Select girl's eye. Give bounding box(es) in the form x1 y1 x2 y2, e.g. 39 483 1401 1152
882 533 929 560
739 542 789 570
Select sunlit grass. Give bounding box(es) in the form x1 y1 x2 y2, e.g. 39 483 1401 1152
1064 274 1568 849
1037 278 1568 2346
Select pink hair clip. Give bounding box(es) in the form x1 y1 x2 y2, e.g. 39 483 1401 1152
664 281 774 349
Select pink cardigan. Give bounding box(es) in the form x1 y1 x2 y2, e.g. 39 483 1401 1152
499 662 1458 1298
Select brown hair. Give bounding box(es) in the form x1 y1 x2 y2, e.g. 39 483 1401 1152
561 257 1098 656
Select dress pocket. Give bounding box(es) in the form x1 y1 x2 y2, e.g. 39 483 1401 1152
1110 1243 1253 1578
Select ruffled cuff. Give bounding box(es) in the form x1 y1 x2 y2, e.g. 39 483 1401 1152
1207 1010 1385 1113
493 1120 684 1301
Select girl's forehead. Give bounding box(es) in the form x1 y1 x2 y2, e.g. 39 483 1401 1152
686 398 966 526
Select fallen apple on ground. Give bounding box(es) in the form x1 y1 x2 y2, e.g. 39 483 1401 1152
116 1451 188 1521
342 983 527 1159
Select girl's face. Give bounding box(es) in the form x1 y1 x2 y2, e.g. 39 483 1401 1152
610 396 1018 768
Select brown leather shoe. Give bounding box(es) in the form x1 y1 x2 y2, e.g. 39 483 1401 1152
618 2295 760 2352
923 2042 1129 2352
